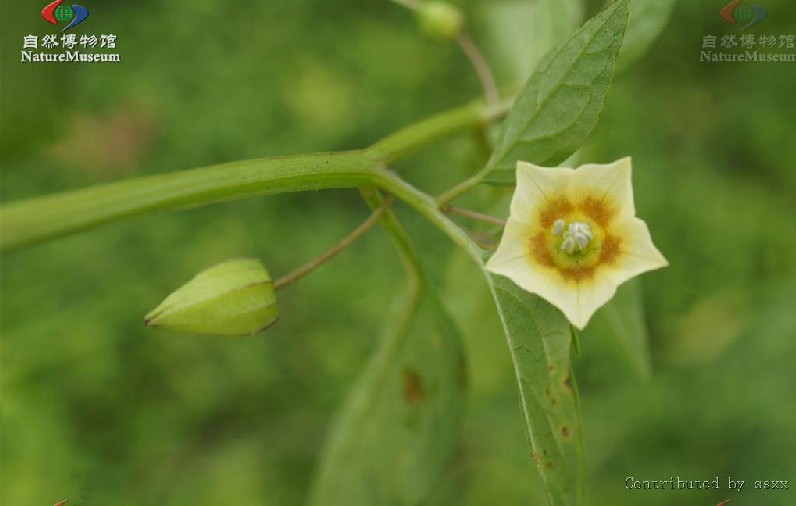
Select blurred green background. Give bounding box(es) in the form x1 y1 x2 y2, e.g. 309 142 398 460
2 0 795 505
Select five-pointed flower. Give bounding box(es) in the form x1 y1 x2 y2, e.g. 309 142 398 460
486 157 668 329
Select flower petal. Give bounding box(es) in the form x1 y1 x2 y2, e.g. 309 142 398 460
607 217 669 285
512 161 574 221
488 245 609 330
569 275 620 330
485 217 535 271
570 157 635 219
491 157 667 331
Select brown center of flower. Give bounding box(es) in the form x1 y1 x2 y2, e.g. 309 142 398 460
530 195 622 283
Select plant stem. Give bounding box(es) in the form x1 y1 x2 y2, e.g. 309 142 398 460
457 32 499 107
446 205 505 227
0 151 384 252
274 196 394 290
367 97 512 164
374 169 486 266
2 96 514 253
360 188 423 284
436 162 493 207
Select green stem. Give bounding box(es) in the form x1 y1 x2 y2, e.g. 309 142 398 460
456 32 499 107
1 151 382 252
2 95 515 253
360 188 423 284
367 97 512 165
373 170 486 266
436 162 494 208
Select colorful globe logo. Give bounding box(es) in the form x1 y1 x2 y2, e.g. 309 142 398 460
720 1 768 30
41 0 89 32
53 5 74 23
733 5 753 23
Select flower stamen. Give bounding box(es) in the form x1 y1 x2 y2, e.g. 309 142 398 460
556 221 593 254
486 158 669 330
552 219 566 236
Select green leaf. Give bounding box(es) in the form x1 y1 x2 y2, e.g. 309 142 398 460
480 0 583 86
484 0 630 185
308 283 466 506
488 273 585 506
591 279 652 380
616 0 677 73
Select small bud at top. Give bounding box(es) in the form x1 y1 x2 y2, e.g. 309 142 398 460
418 2 464 40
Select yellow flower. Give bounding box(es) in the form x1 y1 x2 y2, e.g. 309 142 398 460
486 158 668 329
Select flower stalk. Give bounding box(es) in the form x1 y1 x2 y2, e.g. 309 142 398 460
274 196 394 290
446 205 506 227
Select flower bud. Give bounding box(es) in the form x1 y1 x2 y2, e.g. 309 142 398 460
145 258 278 336
418 2 464 40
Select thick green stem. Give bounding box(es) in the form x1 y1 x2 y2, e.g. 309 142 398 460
1 96 513 253
373 170 486 267
367 97 512 164
0 151 381 252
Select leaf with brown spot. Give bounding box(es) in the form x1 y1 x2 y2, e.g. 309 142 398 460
489 273 585 506
402 368 425 405
308 282 466 506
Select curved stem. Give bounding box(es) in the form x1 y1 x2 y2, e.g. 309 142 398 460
457 32 499 106
2 95 514 253
274 196 394 290
436 162 493 207
360 188 423 285
0 151 383 252
367 97 512 164
372 169 486 267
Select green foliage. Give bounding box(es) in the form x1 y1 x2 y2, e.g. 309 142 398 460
484 0 630 185
308 282 465 506
479 0 583 86
145 259 278 336
589 279 652 380
488 273 584 506
2 0 794 505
